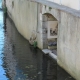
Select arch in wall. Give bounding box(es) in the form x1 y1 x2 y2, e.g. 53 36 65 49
42 13 58 54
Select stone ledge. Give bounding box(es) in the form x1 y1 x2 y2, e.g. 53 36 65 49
30 0 80 18
42 49 57 61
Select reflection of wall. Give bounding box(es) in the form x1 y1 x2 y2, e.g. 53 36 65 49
47 21 58 39
6 17 43 80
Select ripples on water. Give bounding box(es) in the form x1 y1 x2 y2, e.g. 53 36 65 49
0 11 9 80
4 16 57 80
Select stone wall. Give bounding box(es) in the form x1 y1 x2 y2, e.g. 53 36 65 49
5 0 43 49
57 12 80 80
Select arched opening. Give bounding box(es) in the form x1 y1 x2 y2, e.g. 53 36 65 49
42 13 58 55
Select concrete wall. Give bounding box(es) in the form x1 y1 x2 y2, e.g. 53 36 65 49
6 0 43 49
47 0 80 10
57 12 80 80
41 4 80 79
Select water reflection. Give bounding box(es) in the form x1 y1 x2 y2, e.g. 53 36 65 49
3 16 57 80
0 11 9 80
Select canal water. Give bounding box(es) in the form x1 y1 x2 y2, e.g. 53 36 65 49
0 3 75 80
0 9 9 80
2 12 57 80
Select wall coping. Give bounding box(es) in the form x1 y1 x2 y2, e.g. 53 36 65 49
30 0 80 18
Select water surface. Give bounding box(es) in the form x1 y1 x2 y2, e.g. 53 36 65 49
0 11 9 80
